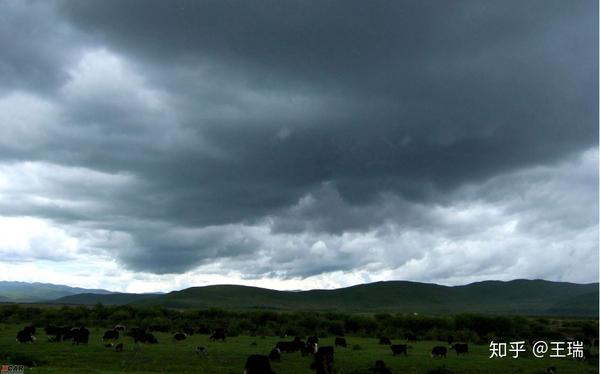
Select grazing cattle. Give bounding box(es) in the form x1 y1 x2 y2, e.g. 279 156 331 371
210 328 226 342
130 329 158 344
302 342 318 356
307 336 319 346
276 341 302 353
431 346 447 358
268 348 281 362
317 346 334 357
44 325 60 341
451 343 468 355
311 347 335 374
379 337 392 345
173 332 186 341
113 325 126 332
390 344 408 356
244 354 275 374
335 337 347 347
115 343 123 352
23 325 36 336
16 329 35 344
136 332 158 344
46 325 72 341
369 360 392 374
404 333 417 342
196 346 208 355
64 327 89 345
447 335 454 346
74 327 90 344
102 330 119 341
62 328 76 341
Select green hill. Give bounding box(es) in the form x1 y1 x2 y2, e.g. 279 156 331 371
46 279 598 316
127 279 597 316
53 292 163 305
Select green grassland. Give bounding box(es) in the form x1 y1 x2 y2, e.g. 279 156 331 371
0 325 597 374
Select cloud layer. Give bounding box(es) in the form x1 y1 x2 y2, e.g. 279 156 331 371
0 0 597 291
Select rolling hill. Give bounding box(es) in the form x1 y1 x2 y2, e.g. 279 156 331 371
53 292 163 305
50 279 599 316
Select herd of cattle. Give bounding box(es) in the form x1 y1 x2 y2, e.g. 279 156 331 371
12 325 593 373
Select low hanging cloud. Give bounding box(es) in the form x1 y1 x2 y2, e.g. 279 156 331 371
0 0 596 290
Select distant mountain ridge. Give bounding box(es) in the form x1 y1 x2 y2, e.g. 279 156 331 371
51 279 599 316
0 281 113 302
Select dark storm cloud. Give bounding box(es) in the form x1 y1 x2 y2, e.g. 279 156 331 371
0 0 596 277
55 0 597 200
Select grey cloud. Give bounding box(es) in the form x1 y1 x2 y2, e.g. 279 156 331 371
0 0 596 281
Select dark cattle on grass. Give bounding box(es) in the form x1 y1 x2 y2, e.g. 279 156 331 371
276 340 301 353
129 328 148 343
379 337 392 345
102 330 119 341
46 325 72 341
44 325 60 340
68 327 89 345
451 343 468 355
244 354 275 374
369 360 392 374
317 346 334 357
210 328 226 342
23 325 36 336
16 329 35 343
268 348 281 362
113 325 126 332
335 337 347 347
390 344 408 356
115 343 123 352
306 336 319 346
311 347 335 374
431 346 447 358
302 342 318 356
173 332 186 341
129 329 158 344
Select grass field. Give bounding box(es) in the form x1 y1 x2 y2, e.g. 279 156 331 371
0 325 597 373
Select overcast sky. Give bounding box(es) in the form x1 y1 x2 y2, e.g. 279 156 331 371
0 0 597 292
